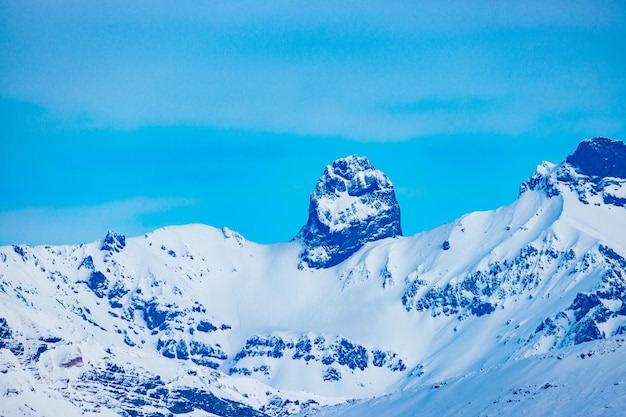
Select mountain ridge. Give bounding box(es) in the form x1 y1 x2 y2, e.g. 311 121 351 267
1 136 625 417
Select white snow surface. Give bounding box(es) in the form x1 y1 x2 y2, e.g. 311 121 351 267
1 157 625 416
301 336 626 417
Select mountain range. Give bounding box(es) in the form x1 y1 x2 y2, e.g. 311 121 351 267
1 136 626 416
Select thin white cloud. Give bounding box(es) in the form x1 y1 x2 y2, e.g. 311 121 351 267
0 197 197 246
1 1 624 140
7 0 620 30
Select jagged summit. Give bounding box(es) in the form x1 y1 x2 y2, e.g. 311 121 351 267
101 230 126 252
295 155 402 269
566 136 626 179
520 137 626 207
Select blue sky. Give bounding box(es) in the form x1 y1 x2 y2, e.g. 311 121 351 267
1 1 625 246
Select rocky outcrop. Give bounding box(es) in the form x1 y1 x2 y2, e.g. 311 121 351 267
520 137 626 207
101 230 126 252
295 155 402 268
566 136 626 179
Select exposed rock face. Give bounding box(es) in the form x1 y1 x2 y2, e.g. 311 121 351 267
530 245 626 349
520 137 626 207
228 333 406 382
295 155 402 268
566 136 626 179
101 230 126 252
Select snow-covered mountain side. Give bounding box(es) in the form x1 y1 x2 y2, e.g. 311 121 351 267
1 137 626 417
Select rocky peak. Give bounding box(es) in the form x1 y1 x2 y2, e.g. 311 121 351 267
295 155 402 269
566 136 626 180
101 230 126 252
520 137 626 207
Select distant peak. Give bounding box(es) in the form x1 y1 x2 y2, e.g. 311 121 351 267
566 137 626 179
295 155 401 269
101 230 126 252
520 137 626 207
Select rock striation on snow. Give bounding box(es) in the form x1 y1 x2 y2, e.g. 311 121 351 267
295 155 402 268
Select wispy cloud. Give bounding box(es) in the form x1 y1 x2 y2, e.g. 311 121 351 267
1 1 624 140
0 197 197 246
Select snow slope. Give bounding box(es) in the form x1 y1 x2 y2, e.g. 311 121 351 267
304 336 626 417
1 137 625 416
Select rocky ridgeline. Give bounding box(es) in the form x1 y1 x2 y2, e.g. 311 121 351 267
74 362 266 417
229 333 406 382
520 137 626 207
530 245 626 350
402 242 567 318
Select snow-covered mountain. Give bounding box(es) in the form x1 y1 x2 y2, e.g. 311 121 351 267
1 137 626 416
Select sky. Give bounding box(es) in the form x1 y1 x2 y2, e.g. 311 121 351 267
1 0 625 246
